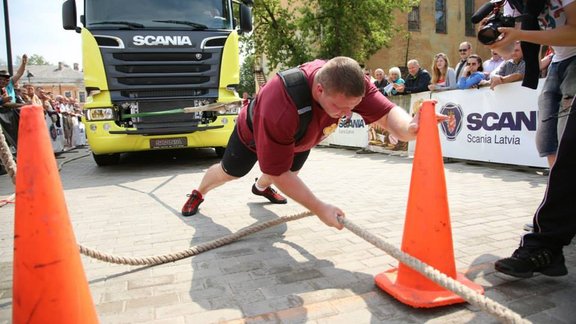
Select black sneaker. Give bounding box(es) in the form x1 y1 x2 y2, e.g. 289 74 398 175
181 189 204 216
495 247 567 278
251 180 287 204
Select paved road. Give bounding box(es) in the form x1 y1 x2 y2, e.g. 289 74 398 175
1 146 575 323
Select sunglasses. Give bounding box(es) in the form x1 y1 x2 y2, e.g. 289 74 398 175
459 49 469 53
466 62 478 66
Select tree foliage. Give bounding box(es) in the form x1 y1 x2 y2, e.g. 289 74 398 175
25 54 50 65
1 54 51 67
238 54 256 97
250 0 416 70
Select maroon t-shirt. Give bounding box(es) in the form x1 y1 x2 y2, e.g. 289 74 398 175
237 59 395 176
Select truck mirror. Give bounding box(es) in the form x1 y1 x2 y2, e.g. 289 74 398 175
62 0 77 30
239 4 253 33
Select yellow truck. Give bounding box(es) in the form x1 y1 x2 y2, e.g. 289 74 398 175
62 0 253 165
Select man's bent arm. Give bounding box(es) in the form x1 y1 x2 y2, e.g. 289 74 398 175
269 171 344 229
375 106 418 142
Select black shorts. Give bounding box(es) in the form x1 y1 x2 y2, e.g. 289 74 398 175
221 126 310 177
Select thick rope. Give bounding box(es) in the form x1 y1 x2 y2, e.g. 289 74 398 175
79 211 314 265
80 213 527 323
0 194 15 207
0 126 16 185
57 152 92 171
339 216 529 324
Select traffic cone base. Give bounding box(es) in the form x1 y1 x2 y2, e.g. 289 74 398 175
375 269 484 308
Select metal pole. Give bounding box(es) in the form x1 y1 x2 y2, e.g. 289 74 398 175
3 0 13 75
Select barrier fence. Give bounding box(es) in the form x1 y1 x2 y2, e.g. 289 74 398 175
322 80 548 168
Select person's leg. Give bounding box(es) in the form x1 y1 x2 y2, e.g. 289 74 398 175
196 163 238 195
524 61 570 228
535 62 561 167
67 116 74 147
525 57 576 248
182 126 257 216
253 150 311 203
556 56 576 144
495 94 576 278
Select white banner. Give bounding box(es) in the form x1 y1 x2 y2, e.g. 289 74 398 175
431 81 547 168
320 113 368 147
45 113 66 153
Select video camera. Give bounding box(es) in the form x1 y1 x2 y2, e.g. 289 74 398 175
471 0 517 45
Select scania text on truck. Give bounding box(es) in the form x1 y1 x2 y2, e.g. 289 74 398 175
62 0 253 166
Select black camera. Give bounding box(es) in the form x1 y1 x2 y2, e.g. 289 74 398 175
472 0 517 45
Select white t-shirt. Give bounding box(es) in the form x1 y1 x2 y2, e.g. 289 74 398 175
504 0 576 62
539 0 576 62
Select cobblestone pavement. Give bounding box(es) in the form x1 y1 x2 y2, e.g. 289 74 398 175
1 146 575 324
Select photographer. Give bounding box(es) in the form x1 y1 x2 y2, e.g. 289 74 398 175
477 0 576 278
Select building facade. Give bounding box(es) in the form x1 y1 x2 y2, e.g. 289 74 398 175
365 0 490 76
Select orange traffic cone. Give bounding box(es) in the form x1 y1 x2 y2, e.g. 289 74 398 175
375 100 484 308
13 105 98 323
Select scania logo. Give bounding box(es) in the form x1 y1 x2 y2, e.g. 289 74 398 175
439 102 464 141
133 35 193 46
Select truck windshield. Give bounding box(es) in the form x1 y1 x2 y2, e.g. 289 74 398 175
85 0 233 30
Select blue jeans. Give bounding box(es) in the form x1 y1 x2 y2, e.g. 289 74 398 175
536 55 576 157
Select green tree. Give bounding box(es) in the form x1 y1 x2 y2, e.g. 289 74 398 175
26 54 50 65
238 55 256 97
251 0 416 70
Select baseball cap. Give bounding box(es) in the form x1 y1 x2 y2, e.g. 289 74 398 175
0 70 11 78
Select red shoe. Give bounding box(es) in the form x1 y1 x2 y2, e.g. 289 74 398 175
181 189 204 216
251 183 287 204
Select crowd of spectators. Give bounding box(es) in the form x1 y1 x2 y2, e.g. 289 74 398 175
367 38 541 97
0 54 85 152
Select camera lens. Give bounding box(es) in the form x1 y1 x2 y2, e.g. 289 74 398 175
478 23 501 45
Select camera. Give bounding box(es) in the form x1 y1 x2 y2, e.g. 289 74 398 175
472 0 517 45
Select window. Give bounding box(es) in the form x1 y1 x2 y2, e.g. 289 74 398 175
465 0 476 36
85 0 233 30
435 0 446 33
408 6 420 31
79 91 86 103
65 91 72 98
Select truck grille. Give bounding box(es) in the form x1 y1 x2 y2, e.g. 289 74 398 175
121 89 208 98
117 76 209 86
112 52 212 61
116 65 210 74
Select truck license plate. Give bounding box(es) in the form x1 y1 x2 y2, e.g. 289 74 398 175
150 137 188 149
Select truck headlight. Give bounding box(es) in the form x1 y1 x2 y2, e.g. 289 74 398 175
86 108 114 121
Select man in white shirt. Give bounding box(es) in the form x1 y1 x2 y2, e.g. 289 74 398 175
483 50 505 79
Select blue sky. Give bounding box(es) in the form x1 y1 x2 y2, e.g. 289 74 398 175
0 0 84 68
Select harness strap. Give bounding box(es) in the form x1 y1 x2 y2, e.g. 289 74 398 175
246 67 313 143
